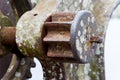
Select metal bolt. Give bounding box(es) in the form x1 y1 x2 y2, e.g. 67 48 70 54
89 36 102 43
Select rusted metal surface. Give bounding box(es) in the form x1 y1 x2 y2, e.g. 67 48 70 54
44 22 71 30
1 27 16 46
43 31 70 42
47 43 72 58
44 12 72 59
51 12 76 22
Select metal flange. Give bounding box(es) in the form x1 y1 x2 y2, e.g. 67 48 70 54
70 10 99 63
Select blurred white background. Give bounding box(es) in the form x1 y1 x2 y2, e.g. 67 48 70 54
105 18 120 80
105 5 120 80
30 58 43 80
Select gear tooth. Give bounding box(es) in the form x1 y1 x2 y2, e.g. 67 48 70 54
30 59 36 67
26 69 32 78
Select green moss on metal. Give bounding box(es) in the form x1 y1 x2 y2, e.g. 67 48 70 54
0 12 13 56
88 55 104 80
0 12 13 26
89 57 99 80
18 40 43 58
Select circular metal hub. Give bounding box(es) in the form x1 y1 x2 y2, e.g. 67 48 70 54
71 10 98 63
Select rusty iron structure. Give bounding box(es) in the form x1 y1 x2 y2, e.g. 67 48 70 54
0 0 120 80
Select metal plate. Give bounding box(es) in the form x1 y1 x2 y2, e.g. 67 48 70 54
70 10 97 63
